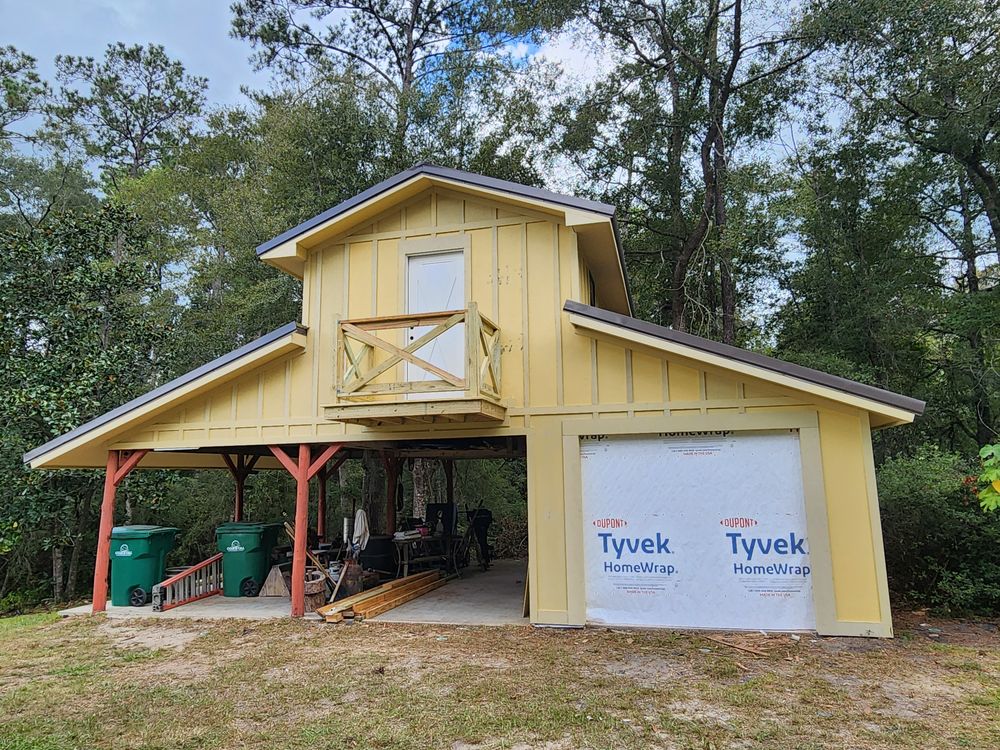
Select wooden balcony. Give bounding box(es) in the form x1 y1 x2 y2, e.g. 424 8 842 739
323 303 506 427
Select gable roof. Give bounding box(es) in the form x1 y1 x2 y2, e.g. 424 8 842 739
564 300 925 424
255 163 633 315
24 322 307 468
256 163 616 256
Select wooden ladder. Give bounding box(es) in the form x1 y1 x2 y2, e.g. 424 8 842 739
151 553 223 612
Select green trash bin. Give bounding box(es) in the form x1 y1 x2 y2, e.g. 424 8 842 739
109 525 179 607
216 522 282 597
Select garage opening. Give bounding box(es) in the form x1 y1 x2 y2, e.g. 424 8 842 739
335 437 529 626
581 429 815 631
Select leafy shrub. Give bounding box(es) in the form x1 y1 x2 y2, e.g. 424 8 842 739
878 444 1000 614
492 514 528 559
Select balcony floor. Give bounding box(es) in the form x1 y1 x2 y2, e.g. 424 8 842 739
323 396 506 427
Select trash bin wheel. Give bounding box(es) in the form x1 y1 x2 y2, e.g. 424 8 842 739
129 587 147 607
240 578 260 597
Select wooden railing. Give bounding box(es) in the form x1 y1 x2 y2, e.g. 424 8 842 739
335 302 501 401
151 553 223 612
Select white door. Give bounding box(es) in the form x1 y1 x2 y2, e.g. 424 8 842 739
405 250 465 396
581 430 816 631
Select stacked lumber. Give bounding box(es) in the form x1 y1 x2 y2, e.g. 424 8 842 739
316 570 447 623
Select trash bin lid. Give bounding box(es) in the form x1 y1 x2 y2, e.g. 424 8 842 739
215 522 267 534
216 521 283 532
111 525 179 539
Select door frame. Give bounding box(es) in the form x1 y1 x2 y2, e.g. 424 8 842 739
398 234 472 316
398 235 471 393
558 410 862 636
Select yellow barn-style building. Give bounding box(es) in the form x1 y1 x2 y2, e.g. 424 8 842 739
26 164 923 636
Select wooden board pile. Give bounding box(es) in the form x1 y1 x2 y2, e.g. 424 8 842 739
317 569 448 623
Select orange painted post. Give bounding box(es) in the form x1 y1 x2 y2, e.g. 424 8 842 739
270 444 343 618
291 443 311 617
92 451 120 613
316 466 327 542
92 449 149 613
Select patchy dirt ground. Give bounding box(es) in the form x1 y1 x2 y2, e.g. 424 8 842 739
0 610 997 749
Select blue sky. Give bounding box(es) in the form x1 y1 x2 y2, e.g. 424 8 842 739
2 0 266 106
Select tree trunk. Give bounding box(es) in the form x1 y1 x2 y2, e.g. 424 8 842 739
65 490 93 600
964 160 1000 255
412 459 435 520
958 178 996 445
52 546 64 602
361 451 386 534
720 258 736 345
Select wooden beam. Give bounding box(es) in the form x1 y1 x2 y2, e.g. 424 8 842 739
113 449 148 486
307 443 343 481
92 451 119 613
340 309 465 330
341 319 465 390
268 445 299 477
354 578 448 619
316 465 327 541
291 444 310 617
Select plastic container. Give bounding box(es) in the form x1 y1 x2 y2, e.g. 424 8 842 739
109 525 179 606
215 522 282 597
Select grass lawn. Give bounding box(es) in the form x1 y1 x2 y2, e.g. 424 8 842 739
0 610 997 749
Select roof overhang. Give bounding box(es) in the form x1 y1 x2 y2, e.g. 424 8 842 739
257 164 632 315
565 301 924 428
25 323 308 469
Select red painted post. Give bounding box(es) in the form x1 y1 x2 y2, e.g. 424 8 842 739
91 449 148 613
316 466 327 542
291 443 311 617
92 451 120 613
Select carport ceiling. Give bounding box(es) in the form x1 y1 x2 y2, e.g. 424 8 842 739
179 436 526 462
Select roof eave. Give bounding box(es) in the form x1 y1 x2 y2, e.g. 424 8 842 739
255 164 616 257
25 323 308 468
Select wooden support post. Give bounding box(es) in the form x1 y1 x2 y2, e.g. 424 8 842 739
291 444 311 617
317 466 327 542
269 444 343 617
222 454 259 522
92 449 149 613
234 471 245 521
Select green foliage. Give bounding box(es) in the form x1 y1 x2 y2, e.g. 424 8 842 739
878 445 1000 614
232 0 547 169
0 4 997 613
978 444 1000 512
0 204 172 603
50 43 207 182
0 46 47 140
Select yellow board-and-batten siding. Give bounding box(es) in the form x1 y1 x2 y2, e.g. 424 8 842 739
30 181 905 636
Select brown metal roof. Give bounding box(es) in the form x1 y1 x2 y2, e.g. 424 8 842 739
564 300 925 415
256 163 616 255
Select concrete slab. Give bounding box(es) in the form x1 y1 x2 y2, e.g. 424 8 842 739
59 596 301 621
372 558 529 626
58 559 529 626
